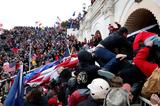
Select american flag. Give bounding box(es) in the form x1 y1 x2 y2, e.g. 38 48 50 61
25 54 78 86
3 61 16 73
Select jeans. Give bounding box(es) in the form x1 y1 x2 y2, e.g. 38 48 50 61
94 47 120 74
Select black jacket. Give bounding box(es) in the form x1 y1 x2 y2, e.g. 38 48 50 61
100 32 132 59
76 50 101 88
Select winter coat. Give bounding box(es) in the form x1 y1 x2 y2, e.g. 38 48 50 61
68 88 90 106
99 32 132 59
133 32 156 51
133 47 158 77
76 50 100 88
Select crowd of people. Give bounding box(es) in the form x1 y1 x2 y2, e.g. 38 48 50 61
0 21 160 106
67 18 80 30
0 26 85 99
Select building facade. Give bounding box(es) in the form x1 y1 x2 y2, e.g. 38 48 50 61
78 0 160 41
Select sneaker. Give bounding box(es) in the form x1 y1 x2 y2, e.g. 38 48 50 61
98 68 115 79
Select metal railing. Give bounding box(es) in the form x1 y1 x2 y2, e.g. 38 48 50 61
139 96 152 106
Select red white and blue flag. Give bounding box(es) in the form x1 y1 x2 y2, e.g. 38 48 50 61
3 61 16 73
24 60 60 83
26 65 59 86
25 54 79 86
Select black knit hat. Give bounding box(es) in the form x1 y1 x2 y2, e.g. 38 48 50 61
78 50 93 63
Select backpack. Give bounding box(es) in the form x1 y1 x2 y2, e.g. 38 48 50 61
103 88 130 106
141 68 160 98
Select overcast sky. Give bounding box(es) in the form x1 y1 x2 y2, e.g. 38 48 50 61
0 0 90 29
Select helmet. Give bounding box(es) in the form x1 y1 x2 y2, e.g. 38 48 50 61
87 78 110 100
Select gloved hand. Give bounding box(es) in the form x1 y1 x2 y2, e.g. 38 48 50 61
145 41 154 47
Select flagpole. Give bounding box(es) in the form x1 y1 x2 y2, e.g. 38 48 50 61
29 41 32 72
19 62 23 93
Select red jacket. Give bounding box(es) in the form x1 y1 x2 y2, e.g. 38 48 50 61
48 97 59 106
133 32 156 51
48 97 62 106
133 47 158 77
68 89 89 106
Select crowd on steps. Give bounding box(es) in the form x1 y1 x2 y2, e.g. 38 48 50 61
1 22 160 106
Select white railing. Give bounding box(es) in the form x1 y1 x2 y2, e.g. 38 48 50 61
139 96 152 106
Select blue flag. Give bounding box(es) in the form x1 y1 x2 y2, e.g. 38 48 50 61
4 64 24 106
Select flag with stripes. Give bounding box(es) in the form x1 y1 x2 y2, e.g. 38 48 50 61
3 61 16 73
